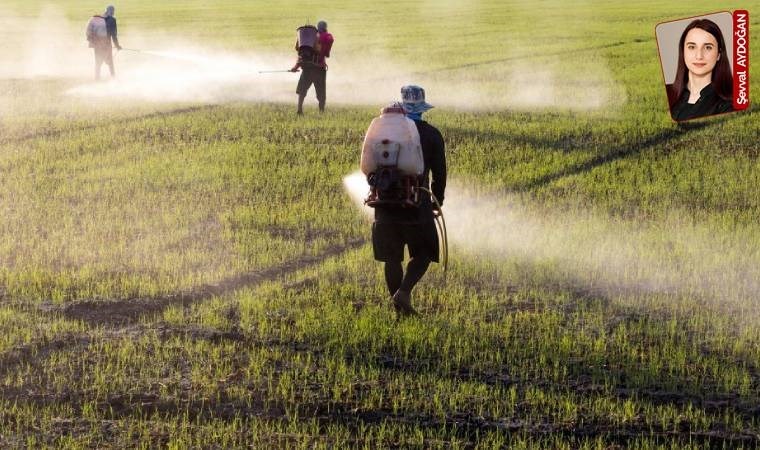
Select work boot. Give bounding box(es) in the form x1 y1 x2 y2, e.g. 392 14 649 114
392 289 418 318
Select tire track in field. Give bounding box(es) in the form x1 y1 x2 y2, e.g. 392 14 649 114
59 237 365 326
0 104 221 146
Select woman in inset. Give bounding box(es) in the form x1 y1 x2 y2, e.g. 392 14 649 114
667 19 733 121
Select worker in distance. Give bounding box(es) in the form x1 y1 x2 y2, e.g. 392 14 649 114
86 5 123 80
290 21 334 115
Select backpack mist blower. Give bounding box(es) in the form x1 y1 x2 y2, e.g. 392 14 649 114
295 24 320 68
360 103 449 271
259 25 320 74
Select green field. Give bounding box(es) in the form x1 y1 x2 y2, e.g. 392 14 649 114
1 0 760 448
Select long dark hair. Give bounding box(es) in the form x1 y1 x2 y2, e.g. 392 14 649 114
667 19 733 108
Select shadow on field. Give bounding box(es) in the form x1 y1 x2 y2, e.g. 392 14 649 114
338 350 759 446
4 333 756 448
3 286 758 447
512 125 707 191
0 104 221 145
445 104 757 193
324 407 757 446
58 237 364 326
443 125 597 153
0 333 91 378
0 236 364 380
418 40 640 75
452 110 748 192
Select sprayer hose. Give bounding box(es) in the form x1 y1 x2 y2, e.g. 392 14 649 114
418 187 448 273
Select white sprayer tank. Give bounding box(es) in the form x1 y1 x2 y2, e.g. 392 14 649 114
361 107 424 176
86 16 108 40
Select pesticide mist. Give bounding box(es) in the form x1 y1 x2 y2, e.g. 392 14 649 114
344 171 760 309
74 49 623 110
0 5 625 111
63 47 624 110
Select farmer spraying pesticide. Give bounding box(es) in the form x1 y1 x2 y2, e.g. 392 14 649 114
85 5 123 80
362 86 447 318
290 21 334 114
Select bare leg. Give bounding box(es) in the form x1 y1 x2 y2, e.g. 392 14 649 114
297 94 305 115
400 257 431 293
94 50 103 80
384 261 403 297
391 257 430 318
105 48 115 77
316 69 326 112
106 58 115 77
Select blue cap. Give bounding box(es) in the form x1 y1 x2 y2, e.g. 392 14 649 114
317 21 327 32
401 85 433 114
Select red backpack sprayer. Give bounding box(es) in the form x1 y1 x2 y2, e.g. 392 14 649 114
360 104 449 271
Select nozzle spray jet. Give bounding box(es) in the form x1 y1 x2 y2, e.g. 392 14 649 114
114 48 295 76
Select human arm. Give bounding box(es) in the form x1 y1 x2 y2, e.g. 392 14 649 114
107 17 121 49
319 33 334 58
290 40 303 71
430 128 446 207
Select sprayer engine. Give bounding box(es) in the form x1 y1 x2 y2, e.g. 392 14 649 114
360 102 425 209
365 168 420 208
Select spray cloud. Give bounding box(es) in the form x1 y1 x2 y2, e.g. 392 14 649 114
0 5 626 111
344 171 760 309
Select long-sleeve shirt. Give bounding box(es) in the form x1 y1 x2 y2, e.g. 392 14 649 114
317 32 334 67
374 120 447 224
105 16 120 48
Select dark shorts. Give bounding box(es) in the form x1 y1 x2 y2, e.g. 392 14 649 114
296 66 326 101
372 221 439 263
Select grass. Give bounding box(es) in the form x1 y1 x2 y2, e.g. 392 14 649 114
1 0 760 447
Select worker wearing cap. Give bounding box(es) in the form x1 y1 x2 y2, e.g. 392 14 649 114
372 85 447 317
290 20 334 114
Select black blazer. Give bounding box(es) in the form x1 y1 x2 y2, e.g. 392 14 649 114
668 83 733 121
